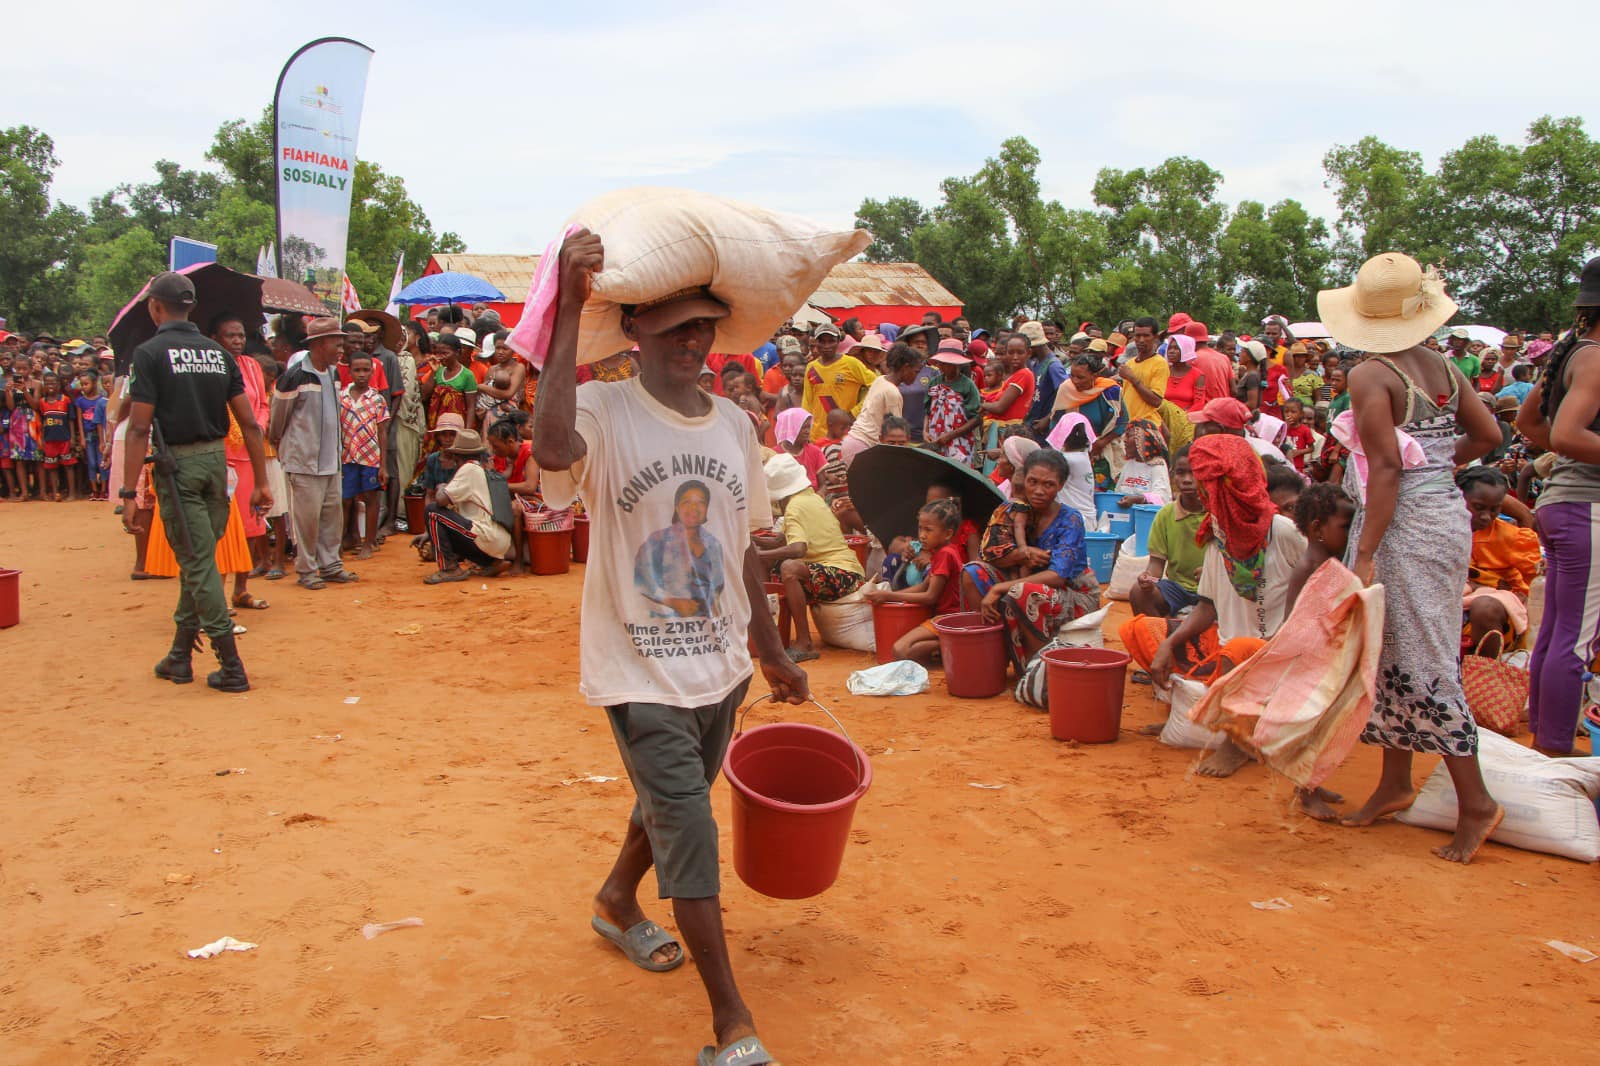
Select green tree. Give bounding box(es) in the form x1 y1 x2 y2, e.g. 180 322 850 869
1321 136 1439 272
911 176 1024 328
0 126 85 331
855 196 927 263
1219 199 1332 323
1092 157 1231 323
1430 116 1600 328
75 227 165 331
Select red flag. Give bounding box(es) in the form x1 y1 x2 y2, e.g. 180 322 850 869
341 273 362 314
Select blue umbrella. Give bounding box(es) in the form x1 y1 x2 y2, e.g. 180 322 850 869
394 271 505 306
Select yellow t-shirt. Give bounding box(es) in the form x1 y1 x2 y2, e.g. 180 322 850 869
1122 355 1170 424
801 355 877 441
781 488 863 575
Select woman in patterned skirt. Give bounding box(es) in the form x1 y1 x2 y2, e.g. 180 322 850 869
1322 253 1506 863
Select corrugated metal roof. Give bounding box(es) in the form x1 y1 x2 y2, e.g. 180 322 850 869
808 262 961 309
423 256 960 310
426 254 541 301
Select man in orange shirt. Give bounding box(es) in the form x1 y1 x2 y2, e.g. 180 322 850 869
1185 320 1235 409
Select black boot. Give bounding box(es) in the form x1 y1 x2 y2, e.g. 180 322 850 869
153 627 201 684
206 631 251 693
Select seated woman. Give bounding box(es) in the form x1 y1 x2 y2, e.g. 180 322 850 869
757 452 866 663
960 448 1101 670
1118 434 1307 775
1457 466 1540 657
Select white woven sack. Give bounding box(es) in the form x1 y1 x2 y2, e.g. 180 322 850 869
1159 678 1225 750
568 187 871 362
1106 540 1147 602
815 584 875 653
1396 729 1600 863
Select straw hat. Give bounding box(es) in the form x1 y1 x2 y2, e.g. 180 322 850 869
445 429 489 456
347 309 403 351
1317 253 1458 353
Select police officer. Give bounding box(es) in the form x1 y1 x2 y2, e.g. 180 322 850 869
119 271 271 692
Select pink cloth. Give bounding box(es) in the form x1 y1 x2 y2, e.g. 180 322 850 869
1166 334 1196 364
1328 410 1429 502
1046 412 1098 449
1191 559 1386 789
774 406 812 447
507 222 584 371
1251 413 1286 447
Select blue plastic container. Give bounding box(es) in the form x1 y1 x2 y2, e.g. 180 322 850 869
1094 491 1124 519
1084 531 1122 584
1131 504 1163 557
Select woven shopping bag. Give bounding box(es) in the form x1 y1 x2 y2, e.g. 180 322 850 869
1461 634 1530 736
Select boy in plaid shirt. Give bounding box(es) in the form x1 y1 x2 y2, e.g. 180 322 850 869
339 353 390 559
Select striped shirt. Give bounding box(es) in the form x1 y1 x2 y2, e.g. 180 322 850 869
339 384 389 468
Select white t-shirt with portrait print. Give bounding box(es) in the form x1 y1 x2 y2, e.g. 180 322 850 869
541 378 770 708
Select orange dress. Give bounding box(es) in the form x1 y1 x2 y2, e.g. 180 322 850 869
144 478 254 578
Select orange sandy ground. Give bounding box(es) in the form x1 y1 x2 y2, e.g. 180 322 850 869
2 502 1597 1065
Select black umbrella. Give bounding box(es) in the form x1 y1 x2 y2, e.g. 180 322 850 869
108 263 266 375
846 445 1005 544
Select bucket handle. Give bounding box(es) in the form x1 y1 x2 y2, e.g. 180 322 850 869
738 694 866 792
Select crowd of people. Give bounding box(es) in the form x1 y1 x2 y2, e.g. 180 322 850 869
6 241 1599 1066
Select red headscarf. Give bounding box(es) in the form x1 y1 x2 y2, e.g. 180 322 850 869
1189 434 1272 558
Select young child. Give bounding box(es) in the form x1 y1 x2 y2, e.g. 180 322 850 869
865 498 966 663
258 358 292 580
1284 483 1355 613
1265 460 1304 516
338 353 390 560
74 371 108 500
477 365 517 426
880 414 913 446
36 371 76 502
1130 446 1207 619
816 407 861 533
1280 398 1315 473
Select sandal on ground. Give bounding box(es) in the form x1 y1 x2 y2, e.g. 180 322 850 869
697 1036 776 1066
424 568 470 585
233 593 270 610
130 571 162 581
590 916 685 974
322 570 360 583
248 563 269 578
298 576 327 591
785 647 820 664
470 560 512 578
263 569 287 581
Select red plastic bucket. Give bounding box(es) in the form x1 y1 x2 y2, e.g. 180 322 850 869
932 612 1008 698
724 697 871 899
1043 647 1131 742
844 534 871 569
530 529 572 575
0 569 18 629
871 600 932 664
571 518 591 563
404 496 426 535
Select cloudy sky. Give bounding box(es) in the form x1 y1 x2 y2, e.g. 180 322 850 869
8 0 1589 264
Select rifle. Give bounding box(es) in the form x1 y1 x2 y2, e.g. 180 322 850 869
150 419 194 556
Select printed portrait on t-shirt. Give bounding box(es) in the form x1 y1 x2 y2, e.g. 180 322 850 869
632 479 726 618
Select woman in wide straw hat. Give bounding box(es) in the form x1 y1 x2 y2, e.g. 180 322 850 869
1320 252 1506 862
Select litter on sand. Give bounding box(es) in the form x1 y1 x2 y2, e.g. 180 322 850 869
362 917 425 940
560 775 619 786
968 782 1005 790
343 696 361 705
1545 940 1597 963
187 936 257 959
1250 898 1293 911
165 873 194 885
395 623 424 636
311 733 343 742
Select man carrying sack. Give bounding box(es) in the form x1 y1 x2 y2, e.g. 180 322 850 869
533 231 806 1066
120 271 271 692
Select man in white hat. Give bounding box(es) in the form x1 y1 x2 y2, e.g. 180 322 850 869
532 229 805 1066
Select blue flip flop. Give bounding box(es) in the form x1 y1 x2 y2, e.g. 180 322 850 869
697 1036 776 1065
590 916 685 973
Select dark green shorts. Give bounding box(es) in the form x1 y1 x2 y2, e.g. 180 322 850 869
605 677 751 900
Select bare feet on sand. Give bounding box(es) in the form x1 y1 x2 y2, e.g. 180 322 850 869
1295 786 1344 822
1195 738 1252 778
1338 783 1417 827
1432 803 1504 864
